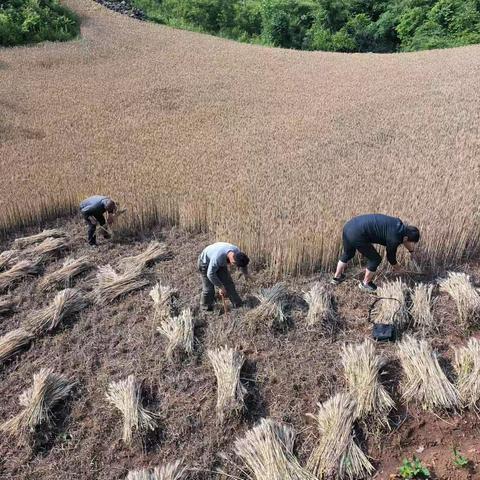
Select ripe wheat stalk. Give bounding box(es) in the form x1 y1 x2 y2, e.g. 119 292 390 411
207 346 246 424
106 375 159 445
150 282 177 323
453 337 480 410
0 295 16 316
157 308 194 360
307 392 374 479
246 283 288 328
0 259 42 292
28 236 69 258
341 339 394 425
0 250 20 271
126 461 187 480
13 229 67 248
397 335 460 411
0 368 74 440
234 418 317 480
410 283 436 333
303 282 334 328
38 256 94 292
373 279 410 328
0 328 35 364
119 241 168 270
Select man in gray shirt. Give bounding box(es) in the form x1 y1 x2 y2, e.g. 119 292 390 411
79 195 117 246
198 242 250 311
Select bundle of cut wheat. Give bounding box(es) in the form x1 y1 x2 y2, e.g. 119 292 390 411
95 264 149 305
0 296 16 316
13 229 66 248
453 338 480 409
0 250 20 271
120 241 168 271
234 418 316 480
157 308 194 360
0 328 35 363
0 259 42 292
307 392 374 479
439 272 480 329
150 283 177 322
246 283 288 328
38 256 94 292
28 237 69 258
22 288 88 336
397 335 459 411
303 282 334 327
0 368 74 438
126 461 187 480
341 339 394 425
106 375 158 445
410 283 436 333
207 346 246 423
373 280 410 328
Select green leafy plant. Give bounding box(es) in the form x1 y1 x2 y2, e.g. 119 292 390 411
398 456 431 479
452 447 470 468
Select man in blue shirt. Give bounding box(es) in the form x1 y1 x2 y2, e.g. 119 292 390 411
79 195 117 246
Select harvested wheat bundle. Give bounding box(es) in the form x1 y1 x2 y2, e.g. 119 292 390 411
120 241 168 271
234 418 316 480
410 283 436 333
0 368 73 438
397 335 460 411
307 392 374 479
439 272 480 328
106 375 158 445
341 339 394 425
373 280 410 328
0 295 16 316
0 250 20 271
207 346 246 423
13 229 67 248
22 288 88 336
126 461 187 480
0 259 42 292
95 264 149 305
150 282 177 322
38 256 94 292
303 282 334 327
246 283 288 327
454 338 480 409
28 236 70 259
0 328 35 363
157 308 194 360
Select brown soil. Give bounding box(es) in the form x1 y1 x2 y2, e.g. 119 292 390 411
0 218 479 479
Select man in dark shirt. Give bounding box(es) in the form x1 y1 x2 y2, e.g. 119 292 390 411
331 214 420 292
79 195 117 246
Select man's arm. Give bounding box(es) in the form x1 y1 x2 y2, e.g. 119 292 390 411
386 242 399 266
207 259 224 289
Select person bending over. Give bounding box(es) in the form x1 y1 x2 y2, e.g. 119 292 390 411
198 242 250 311
79 195 117 246
331 214 420 292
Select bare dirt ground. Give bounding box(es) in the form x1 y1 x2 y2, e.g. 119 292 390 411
0 218 479 479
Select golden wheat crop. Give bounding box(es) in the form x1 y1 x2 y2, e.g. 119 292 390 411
1 0 480 275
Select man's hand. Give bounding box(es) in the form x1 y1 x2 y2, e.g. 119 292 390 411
219 288 227 298
107 214 115 226
392 263 402 273
88 216 97 225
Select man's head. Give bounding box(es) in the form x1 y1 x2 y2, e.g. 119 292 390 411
105 199 117 213
233 251 250 268
403 225 420 252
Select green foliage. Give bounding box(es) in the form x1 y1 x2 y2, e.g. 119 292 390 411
0 0 79 47
398 456 431 479
452 447 470 468
129 0 480 52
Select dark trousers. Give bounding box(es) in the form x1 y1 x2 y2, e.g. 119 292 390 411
82 212 106 245
198 259 243 309
340 231 382 272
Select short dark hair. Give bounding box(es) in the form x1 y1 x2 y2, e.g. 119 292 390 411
234 251 250 268
105 199 116 213
405 225 420 242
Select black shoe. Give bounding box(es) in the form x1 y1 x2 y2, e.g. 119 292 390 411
201 304 214 312
88 242 98 247
330 273 346 285
359 281 377 293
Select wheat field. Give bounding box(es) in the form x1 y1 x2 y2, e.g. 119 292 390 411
1 0 480 275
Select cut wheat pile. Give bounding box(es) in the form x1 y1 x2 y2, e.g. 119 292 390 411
157 308 194 360
27 236 69 259
106 375 158 445
246 283 288 328
95 265 149 305
207 346 246 424
303 282 334 328
307 392 374 479
126 461 187 480
410 283 436 333
0 259 42 292
0 250 20 271
0 295 16 316
0 368 74 440
397 335 459 411
150 282 177 322
439 272 480 329
38 256 94 292
373 280 409 328
22 288 88 336
0 328 35 364
13 229 67 248
234 418 316 480
341 339 394 425
454 338 480 410
120 241 168 270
